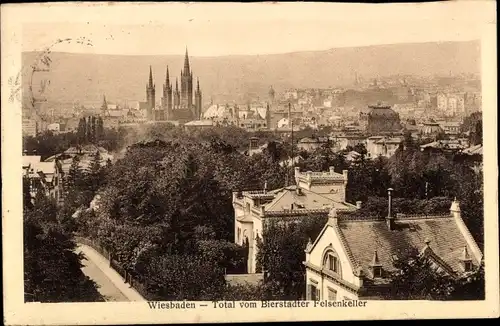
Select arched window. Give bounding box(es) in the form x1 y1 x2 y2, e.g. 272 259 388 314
323 249 341 275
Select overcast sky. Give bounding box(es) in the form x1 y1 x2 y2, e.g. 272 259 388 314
19 2 492 56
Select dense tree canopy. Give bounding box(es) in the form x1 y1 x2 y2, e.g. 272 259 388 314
388 248 485 300
256 215 327 300
24 182 103 302
24 119 484 301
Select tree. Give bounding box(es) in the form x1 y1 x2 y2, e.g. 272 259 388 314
87 150 103 193
257 215 327 300
77 118 86 144
223 283 265 301
86 116 93 143
196 239 247 274
142 254 226 301
24 194 103 302
388 248 455 300
388 248 485 300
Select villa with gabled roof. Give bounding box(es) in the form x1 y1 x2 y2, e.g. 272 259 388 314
303 197 483 300
233 166 359 273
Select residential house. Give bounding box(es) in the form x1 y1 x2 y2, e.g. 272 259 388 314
22 155 65 204
233 167 358 273
366 136 402 159
22 118 38 137
440 121 462 136
297 137 329 152
330 135 366 152
420 139 469 157
304 198 482 300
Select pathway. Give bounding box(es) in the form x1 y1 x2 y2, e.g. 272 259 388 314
76 244 146 302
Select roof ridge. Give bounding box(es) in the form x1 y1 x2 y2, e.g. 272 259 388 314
333 223 362 275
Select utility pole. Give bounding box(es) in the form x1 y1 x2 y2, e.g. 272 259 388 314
286 102 294 187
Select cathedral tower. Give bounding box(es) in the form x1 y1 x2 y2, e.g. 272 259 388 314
174 78 181 108
265 103 272 129
180 48 193 108
194 78 202 119
268 85 275 104
162 66 173 119
146 66 156 120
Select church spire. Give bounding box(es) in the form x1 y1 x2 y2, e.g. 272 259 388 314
166 66 170 85
148 65 154 87
184 47 190 73
101 94 107 111
196 78 200 92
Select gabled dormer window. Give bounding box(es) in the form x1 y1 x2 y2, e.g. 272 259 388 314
464 261 473 272
460 246 473 272
323 250 341 275
369 250 383 278
372 266 383 278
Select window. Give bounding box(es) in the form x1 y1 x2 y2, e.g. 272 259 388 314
464 261 473 272
328 288 337 301
308 284 317 300
372 266 382 278
323 251 340 274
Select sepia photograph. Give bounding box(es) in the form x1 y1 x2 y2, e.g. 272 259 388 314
2 1 498 324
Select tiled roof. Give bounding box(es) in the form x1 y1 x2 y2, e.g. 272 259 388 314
462 144 483 155
22 155 41 168
375 137 402 144
337 215 481 279
264 186 355 212
35 162 55 174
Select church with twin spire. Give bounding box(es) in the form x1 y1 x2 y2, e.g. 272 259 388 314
143 48 203 123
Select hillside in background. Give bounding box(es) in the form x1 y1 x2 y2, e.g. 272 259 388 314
22 40 480 108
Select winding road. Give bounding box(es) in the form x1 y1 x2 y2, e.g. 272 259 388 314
76 244 145 302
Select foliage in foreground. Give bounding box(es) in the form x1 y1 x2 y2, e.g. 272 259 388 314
23 190 103 302
389 248 485 300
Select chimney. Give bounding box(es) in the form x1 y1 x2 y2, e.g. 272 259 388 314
342 169 348 181
386 188 395 230
450 198 461 219
263 181 268 194
329 166 335 174
356 201 362 209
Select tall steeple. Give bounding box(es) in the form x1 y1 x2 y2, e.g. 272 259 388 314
184 47 190 73
146 66 156 120
181 47 193 108
163 66 173 113
194 77 202 120
101 94 108 114
174 77 180 108
148 65 154 87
